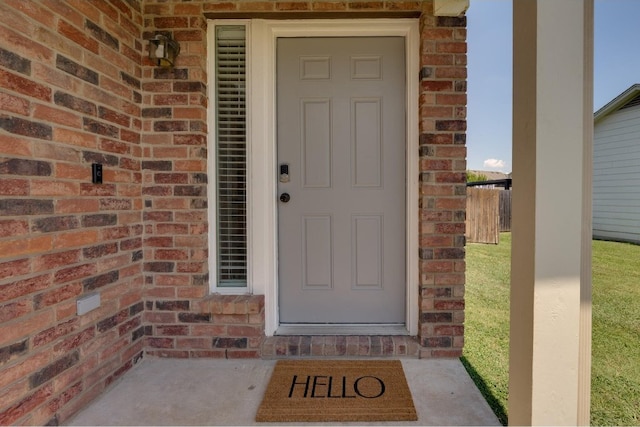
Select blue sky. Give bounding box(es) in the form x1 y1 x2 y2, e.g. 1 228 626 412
466 0 640 172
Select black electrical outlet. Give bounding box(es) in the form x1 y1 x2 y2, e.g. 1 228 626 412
92 163 103 184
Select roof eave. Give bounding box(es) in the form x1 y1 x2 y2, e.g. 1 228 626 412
594 83 640 123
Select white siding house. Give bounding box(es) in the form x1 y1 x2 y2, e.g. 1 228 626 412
593 84 640 244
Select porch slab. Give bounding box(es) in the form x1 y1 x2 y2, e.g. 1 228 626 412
65 358 500 426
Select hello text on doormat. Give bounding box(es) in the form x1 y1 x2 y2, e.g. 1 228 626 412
255 359 417 422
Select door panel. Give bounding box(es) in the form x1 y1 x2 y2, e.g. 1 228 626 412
352 215 383 289
301 99 332 188
352 98 382 187
277 37 406 324
302 215 333 289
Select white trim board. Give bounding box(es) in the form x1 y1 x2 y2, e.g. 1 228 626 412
208 19 420 337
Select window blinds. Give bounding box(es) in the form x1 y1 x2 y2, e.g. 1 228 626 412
215 26 247 287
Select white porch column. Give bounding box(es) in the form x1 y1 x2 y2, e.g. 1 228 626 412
510 1 593 425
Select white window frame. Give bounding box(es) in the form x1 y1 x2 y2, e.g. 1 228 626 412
207 20 252 294
208 19 420 336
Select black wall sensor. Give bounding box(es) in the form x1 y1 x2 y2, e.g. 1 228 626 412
92 163 103 184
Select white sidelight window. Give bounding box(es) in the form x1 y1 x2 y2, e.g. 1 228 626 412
211 24 249 290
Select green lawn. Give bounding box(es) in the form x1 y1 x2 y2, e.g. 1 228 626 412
463 233 640 426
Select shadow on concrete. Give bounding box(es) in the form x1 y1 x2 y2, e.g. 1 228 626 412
460 356 508 426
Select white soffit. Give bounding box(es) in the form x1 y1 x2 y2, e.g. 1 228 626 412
433 0 469 16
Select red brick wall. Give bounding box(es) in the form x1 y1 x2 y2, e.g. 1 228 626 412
0 0 466 423
141 0 215 358
418 13 467 357
0 0 145 424
141 0 467 359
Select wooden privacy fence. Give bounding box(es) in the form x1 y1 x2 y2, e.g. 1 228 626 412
466 188 512 244
499 189 512 232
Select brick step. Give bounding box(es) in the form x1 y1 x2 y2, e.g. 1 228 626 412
261 335 421 359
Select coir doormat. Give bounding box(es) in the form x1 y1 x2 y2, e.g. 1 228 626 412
255 359 417 422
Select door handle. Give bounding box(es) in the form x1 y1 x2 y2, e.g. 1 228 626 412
279 193 290 203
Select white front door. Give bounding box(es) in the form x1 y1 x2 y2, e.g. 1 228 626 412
277 37 406 325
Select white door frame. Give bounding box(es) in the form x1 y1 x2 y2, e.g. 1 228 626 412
245 19 419 336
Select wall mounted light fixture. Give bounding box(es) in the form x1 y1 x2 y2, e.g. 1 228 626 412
149 34 180 68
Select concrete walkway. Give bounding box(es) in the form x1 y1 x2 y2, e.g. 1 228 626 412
66 358 500 426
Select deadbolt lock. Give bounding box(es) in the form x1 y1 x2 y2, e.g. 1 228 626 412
279 164 290 183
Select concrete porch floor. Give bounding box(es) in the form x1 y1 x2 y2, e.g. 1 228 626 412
65 358 500 426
